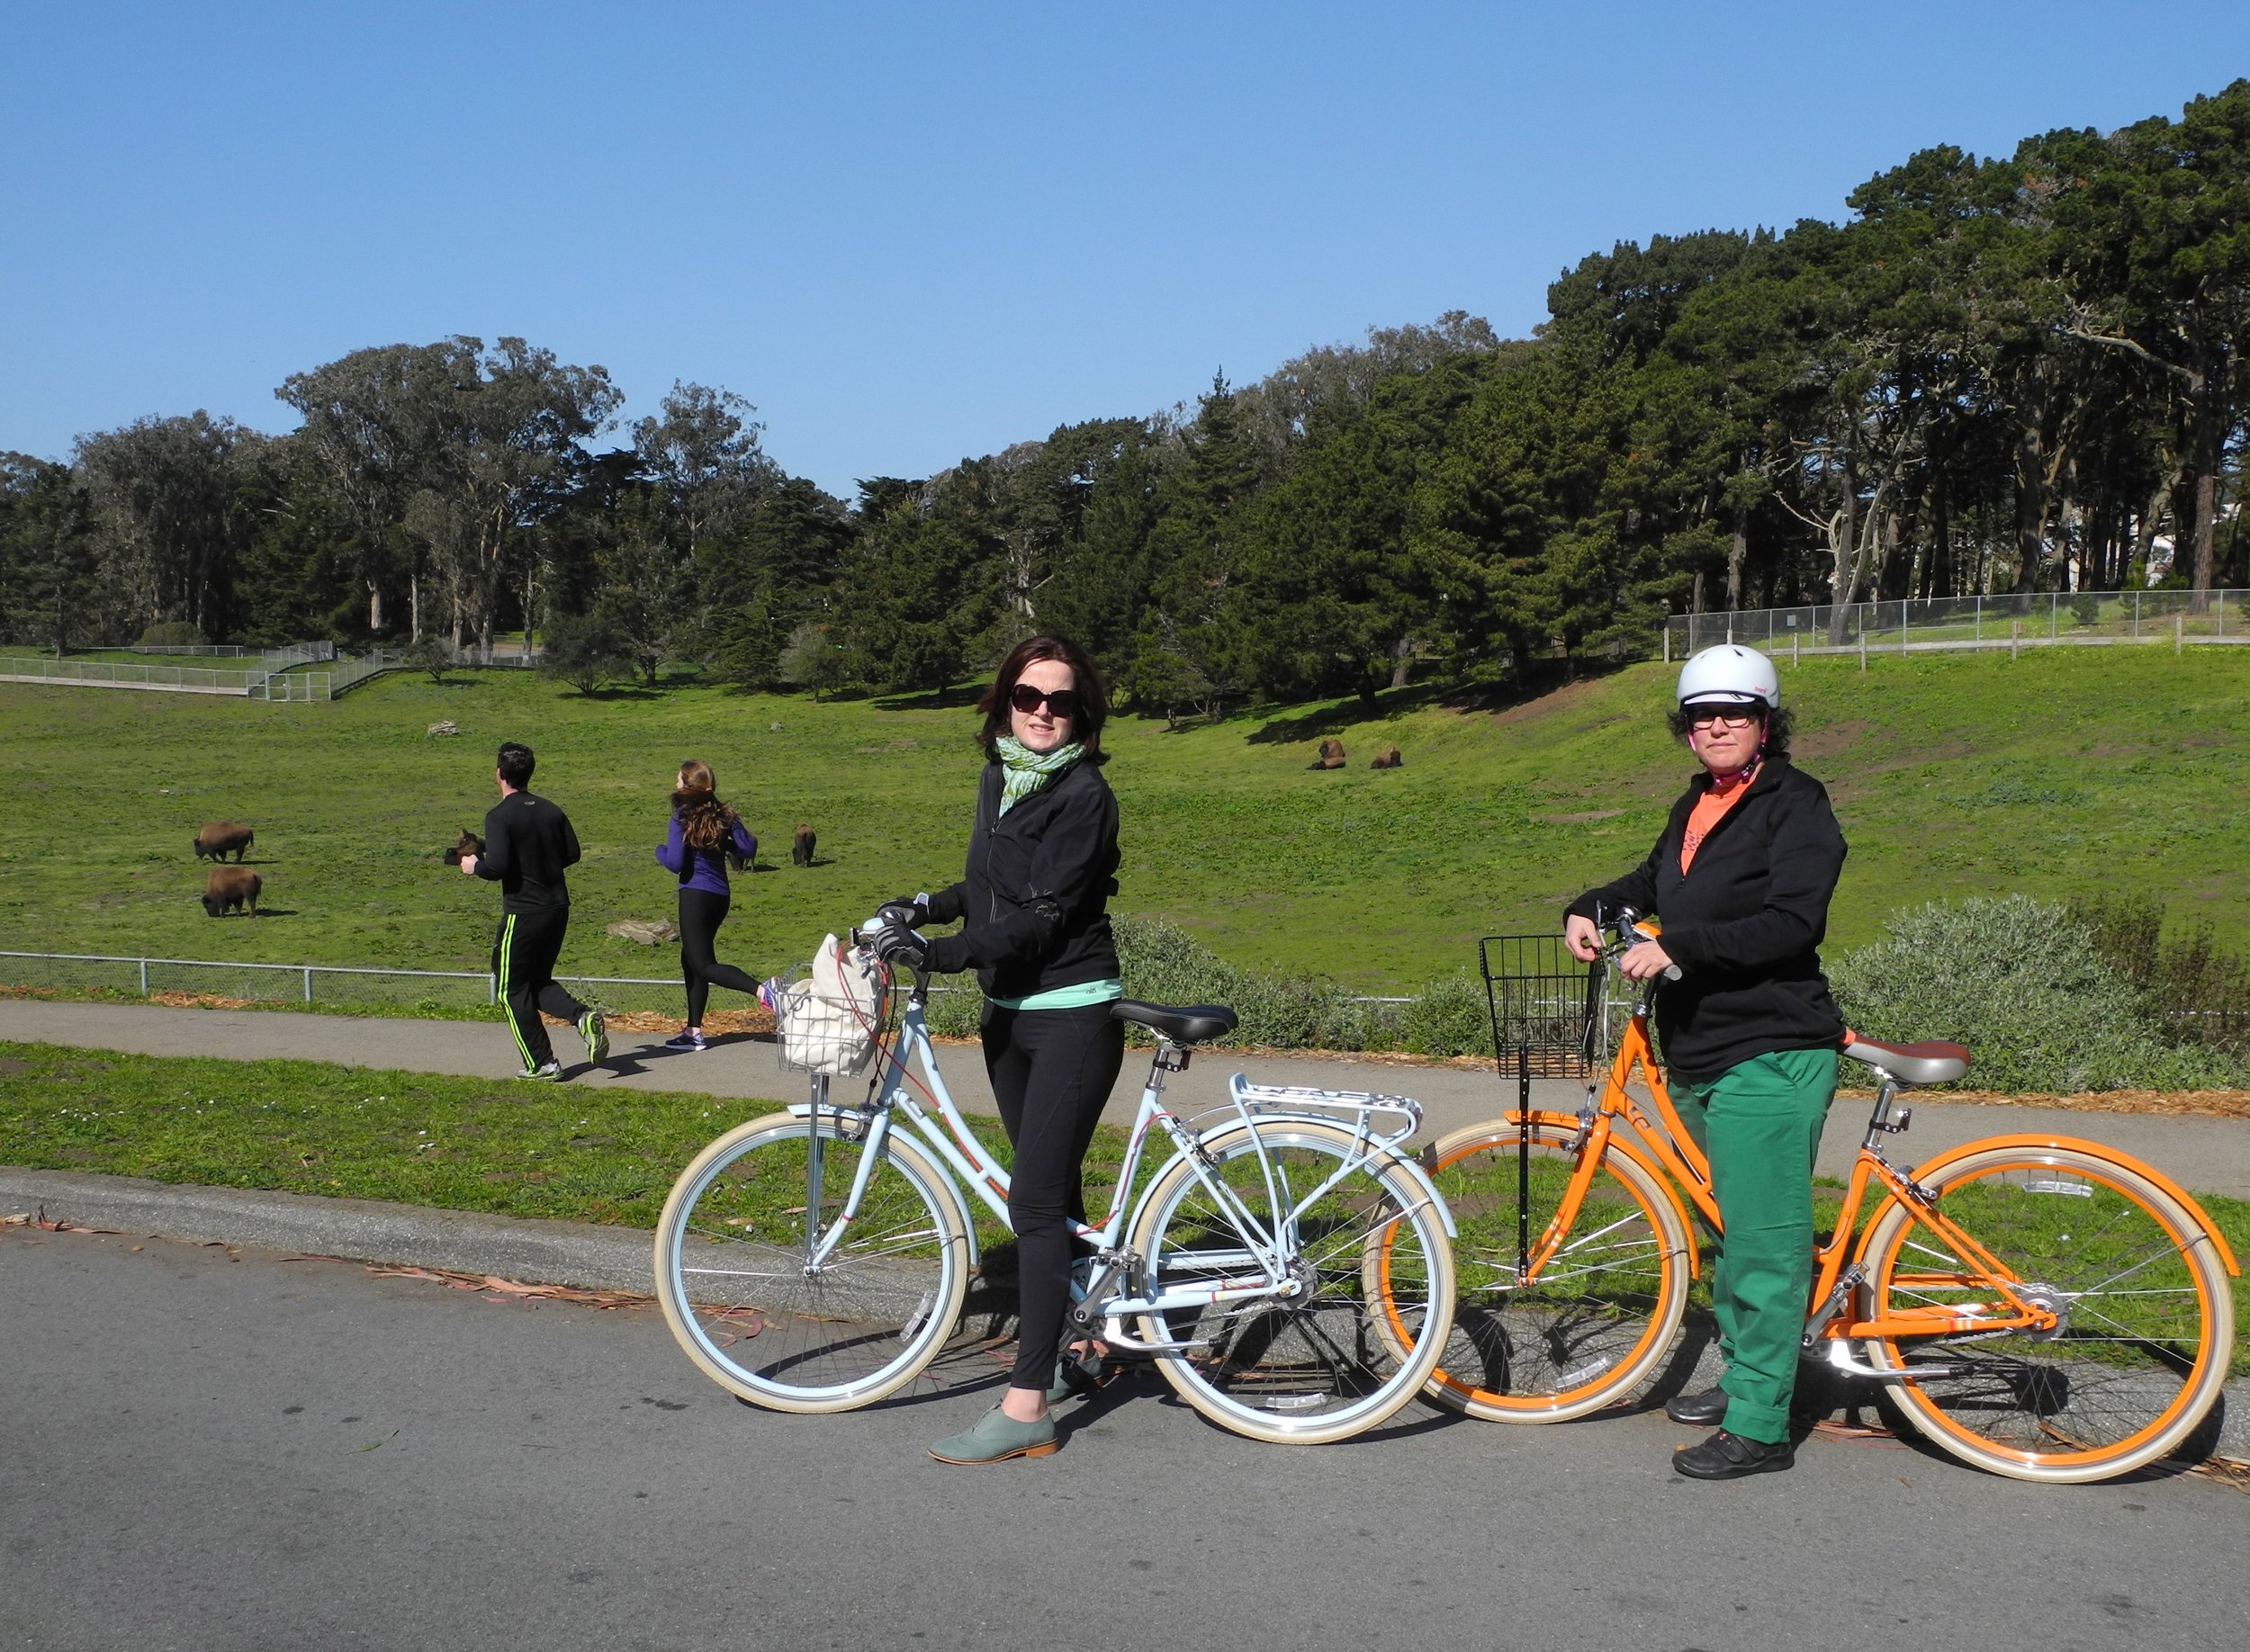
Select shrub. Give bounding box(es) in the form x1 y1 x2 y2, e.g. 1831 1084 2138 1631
2069 593 2102 628
538 611 626 695
137 621 209 648
1828 895 2250 1093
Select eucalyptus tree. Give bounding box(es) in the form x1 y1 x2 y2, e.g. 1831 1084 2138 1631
73 411 261 641
0 453 97 654
631 380 778 552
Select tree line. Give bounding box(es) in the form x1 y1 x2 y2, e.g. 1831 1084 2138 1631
4 81 2245 711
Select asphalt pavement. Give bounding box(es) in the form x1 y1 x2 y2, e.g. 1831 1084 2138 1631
4 1225 2244 1652
7 999 2250 1194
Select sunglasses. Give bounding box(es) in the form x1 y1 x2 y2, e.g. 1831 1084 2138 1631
1009 683 1082 720
1685 704 1763 728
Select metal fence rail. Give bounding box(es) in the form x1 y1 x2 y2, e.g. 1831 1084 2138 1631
0 949 696 1018
1668 588 2250 660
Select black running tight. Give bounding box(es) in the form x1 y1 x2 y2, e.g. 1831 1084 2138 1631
677 887 761 1023
983 1001 1127 1391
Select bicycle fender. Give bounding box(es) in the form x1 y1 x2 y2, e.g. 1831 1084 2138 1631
1901 1131 2239 1277
783 1101 981 1266
1428 1112 1703 1280
1174 1116 1459 1240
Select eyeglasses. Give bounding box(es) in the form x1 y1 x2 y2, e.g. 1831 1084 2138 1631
1009 683 1082 721
1685 705 1761 729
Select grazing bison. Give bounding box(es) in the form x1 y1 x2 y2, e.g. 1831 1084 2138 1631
443 828 485 866
792 823 816 867
1310 739 1347 771
194 822 255 861
1370 745 1403 768
202 866 261 918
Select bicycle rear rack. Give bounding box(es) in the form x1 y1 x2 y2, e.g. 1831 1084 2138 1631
1210 1076 1423 1146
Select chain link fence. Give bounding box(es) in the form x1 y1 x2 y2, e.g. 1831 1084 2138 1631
1668 588 2249 661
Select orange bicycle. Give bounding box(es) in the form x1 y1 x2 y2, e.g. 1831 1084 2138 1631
1376 908 2240 1483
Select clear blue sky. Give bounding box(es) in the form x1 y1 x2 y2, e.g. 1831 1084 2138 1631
5 3 2246 498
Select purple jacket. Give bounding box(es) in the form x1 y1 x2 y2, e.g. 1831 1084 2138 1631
656 811 757 896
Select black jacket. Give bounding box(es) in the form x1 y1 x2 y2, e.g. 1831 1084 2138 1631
1565 757 1846 1078
477 790 581 913
923 757 1120 1000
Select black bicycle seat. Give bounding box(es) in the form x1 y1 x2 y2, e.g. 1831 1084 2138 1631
1111 1000 1238 1046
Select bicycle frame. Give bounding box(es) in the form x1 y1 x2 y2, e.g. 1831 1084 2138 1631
788 974 1444 1352
1526 962 2074 1366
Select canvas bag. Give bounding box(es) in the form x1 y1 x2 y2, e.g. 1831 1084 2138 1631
777 932 884 1076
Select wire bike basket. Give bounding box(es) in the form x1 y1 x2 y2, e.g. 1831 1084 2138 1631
770 935 895 1078
1476 934 1606 1081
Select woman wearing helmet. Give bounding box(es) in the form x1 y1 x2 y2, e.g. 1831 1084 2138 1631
1562 643 1848 1480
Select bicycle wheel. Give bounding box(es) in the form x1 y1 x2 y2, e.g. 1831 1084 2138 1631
1128 1118 1454 1446
1404 1118 1692 1422
654 1111 971 1413
1858 1143 2234 1483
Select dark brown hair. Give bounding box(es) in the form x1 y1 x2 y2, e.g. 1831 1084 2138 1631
975 635 1109 763
671 758 742 850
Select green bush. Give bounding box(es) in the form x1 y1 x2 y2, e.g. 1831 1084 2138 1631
137 621 209 648
1829 895 2250 1093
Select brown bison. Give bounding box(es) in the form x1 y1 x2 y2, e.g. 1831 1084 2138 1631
1370 746 1403 768
194 822 255 861
443 829 485 866
202 866 261 918
1310 739 1347 771
792 823 816 866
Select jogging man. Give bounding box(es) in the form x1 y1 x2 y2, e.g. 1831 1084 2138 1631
457 741 608 1080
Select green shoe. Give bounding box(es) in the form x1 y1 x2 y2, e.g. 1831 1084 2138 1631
1046 1347 1104 1405
580 1010 608 1064
929 1406 1058 1465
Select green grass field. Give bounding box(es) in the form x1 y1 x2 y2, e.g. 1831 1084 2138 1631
2 646 2245 992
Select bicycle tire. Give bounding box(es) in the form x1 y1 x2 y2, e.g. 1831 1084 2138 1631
1128 1118 1454 1445
654 1111 972 1414
1858 1142 2234 1483
1400 1117 1692 1423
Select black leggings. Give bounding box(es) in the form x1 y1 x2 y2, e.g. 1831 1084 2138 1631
677 888 762 1024
983 1001 1127 1390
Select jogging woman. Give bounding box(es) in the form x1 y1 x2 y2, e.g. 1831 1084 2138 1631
866 635 1124 1465
654 759 761 1050
1563 644 1848 1481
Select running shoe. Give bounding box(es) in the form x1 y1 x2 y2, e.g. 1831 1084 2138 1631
580 1010 609 1064
663 1029 707 1052
514 1062 562 1082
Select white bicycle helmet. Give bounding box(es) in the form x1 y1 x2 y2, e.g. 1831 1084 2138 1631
1675 643 1779 709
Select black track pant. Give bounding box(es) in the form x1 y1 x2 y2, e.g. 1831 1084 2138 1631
491 908 590 1070
983 1001 1127 1390
677 888 762 1024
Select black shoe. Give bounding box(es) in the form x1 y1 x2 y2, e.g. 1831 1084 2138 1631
1672 1429 1795 1480
1663 1386 1729 1427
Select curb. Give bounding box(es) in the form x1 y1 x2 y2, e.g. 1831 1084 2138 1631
5 1164 2244 1469
0 1167 657 1297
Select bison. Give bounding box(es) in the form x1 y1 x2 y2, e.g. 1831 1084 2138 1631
1310 739 1347 771
1370 746 1403 768
792 823 816 867
443 828 485 866
202 866 261 918
194 822 255 862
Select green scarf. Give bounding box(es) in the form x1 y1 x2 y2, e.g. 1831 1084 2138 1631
994 735 1084 816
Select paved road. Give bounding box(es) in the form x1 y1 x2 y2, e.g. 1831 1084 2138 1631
5 999 2250 1195
4 1226 2244 1652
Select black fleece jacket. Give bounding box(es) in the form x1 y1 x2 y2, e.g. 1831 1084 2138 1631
922 757 1121 1000
1564 757 1847 1077
476 790 580 913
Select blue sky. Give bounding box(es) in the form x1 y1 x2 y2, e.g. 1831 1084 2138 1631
4 3 2246 498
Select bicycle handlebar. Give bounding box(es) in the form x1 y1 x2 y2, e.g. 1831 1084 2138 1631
1599 904 1682 983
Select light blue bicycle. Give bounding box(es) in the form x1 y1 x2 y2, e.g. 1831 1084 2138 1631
653 933 1457 1445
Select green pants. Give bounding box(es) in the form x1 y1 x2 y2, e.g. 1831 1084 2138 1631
1673 1047 1840 1443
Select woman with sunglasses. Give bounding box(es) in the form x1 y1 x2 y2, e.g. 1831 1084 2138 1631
1562 643 1848 1482
866 635 1124 1465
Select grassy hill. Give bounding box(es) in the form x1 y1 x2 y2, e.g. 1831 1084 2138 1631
3 646 2244 992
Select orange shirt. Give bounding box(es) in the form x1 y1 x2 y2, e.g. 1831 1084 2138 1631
1679 767 1759 874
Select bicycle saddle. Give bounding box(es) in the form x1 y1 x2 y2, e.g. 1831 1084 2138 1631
1111 1000 1238 1046
1841 1031 1969 1087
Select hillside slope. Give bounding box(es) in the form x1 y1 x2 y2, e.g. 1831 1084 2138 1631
2 646 2242 991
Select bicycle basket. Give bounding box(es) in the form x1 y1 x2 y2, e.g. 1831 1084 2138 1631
771 934 892 1077
1477 934 1607 1079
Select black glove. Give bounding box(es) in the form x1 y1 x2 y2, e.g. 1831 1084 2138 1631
871 918 930 972
875 897 924 932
